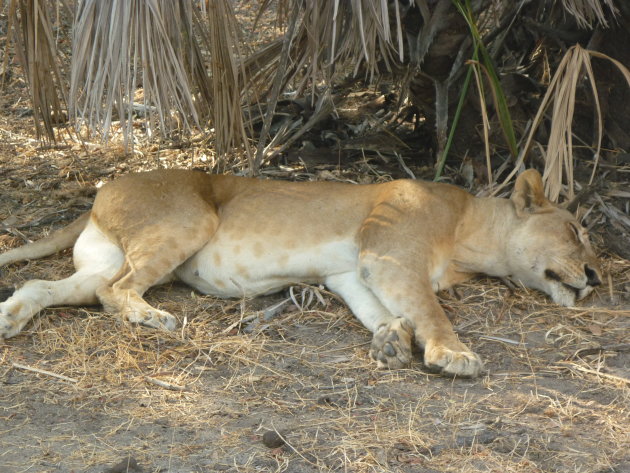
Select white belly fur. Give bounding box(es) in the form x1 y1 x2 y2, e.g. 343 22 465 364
176 231 359 298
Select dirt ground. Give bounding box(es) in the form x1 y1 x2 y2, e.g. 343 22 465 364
1 18 630 473
1 105 629 473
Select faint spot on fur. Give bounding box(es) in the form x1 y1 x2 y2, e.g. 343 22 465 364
9 303 22 316
236 264 250 279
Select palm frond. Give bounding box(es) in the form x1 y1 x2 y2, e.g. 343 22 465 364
561 0 618 28
204 0 251 161
493 44 630 202
259 0 404 86
7 0 67 142
69 0 207 146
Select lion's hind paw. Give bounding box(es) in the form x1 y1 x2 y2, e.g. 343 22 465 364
124 307 177 331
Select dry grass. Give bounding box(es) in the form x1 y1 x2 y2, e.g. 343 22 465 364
0 112 629 473
2 276 628 472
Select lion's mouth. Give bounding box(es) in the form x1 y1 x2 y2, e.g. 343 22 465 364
544 269 592 304
563 282 581 298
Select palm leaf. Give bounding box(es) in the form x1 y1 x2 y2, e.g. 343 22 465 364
7 0 67 142
204 0 251 161
69 0 208 147
561 0 618 28
493 44 630 202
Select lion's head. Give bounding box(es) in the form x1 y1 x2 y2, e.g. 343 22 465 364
506 170 602 307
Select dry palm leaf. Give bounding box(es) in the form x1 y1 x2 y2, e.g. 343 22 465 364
69 0 207 147
203 0 252 161
257 0 405 87
7 0 67 142
561 0 618 28
492 44 630 202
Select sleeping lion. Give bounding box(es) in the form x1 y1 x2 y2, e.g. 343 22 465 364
0 168 601 377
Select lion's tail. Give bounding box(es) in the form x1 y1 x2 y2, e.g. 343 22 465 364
0 211 91 267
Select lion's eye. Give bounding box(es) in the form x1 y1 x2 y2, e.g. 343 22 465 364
545 269 562 281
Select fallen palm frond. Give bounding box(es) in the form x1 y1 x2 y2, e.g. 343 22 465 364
492 44 630 202
7 0 67 142
264 89 335 163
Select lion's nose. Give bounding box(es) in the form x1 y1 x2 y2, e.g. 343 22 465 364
584 264 601 286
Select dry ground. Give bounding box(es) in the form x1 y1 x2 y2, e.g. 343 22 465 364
1 78 629 473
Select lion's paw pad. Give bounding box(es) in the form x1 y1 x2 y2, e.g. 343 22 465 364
424 344 483 378
369 318 414 369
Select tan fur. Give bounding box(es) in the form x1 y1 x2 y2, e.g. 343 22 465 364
0 169 601 377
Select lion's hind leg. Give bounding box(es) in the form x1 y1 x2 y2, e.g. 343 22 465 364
95 216 218 331
0 221 124 338
0 270 112 338
96 258 178 331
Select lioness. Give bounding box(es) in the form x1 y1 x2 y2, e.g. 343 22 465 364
0 168 601 377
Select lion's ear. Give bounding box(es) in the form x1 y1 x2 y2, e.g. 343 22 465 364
511 169 553 216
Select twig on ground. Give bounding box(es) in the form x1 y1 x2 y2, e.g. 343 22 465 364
571 343 630 359
12 362 78 383
479 335 526 346
144 376 187 391
555 361 630 386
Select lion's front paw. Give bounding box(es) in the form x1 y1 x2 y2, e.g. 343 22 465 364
369 317 414 369
423 340 483 378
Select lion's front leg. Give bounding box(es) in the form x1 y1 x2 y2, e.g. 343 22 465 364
358 255 483 377
325 273 414 369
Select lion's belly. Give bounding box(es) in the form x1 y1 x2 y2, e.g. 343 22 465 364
175 233 359 298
